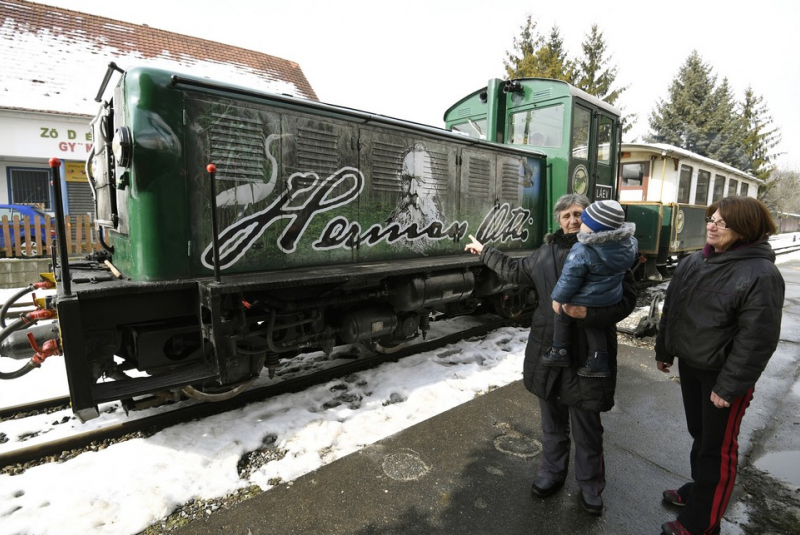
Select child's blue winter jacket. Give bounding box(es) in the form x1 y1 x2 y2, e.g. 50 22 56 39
551 222 637 307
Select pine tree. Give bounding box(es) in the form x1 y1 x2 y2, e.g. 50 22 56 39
504 15 543 79
741 87 783 182
504 18 574 82
575 24 634 132
705 78 748 170
647 51 718 155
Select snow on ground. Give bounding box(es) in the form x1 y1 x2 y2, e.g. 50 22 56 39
0 306 529 535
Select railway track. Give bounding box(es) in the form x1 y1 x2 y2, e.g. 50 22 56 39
0 312 528 469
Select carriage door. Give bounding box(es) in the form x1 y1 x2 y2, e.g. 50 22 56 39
568 104 593 199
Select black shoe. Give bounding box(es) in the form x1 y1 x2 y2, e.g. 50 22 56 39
577 351 611 378
530 477 564 498
542 346 571 367
579 491 603 515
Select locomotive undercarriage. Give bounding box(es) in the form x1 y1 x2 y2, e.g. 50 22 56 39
7 257 530 422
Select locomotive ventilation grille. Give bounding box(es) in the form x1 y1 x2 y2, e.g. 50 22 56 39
371 140 449 196
207 112 267 184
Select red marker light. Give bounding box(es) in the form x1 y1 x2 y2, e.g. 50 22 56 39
49 158 61 168
206 164 217 173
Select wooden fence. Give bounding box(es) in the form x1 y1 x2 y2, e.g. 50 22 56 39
0 214 100 258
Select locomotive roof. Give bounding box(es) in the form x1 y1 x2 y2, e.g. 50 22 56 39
622 143 764 185
159 67 548 159
444 77 622 120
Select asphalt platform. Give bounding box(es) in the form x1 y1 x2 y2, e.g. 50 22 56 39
176 262 800 535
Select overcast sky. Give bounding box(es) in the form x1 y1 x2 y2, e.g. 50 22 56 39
30 0 800 170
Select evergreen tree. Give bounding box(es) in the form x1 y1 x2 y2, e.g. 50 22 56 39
705 78 748 170
575 25 622 104
504 17 574 82
575 24 635 133
503 15 543 79
741 87 783 182
647 51 718 155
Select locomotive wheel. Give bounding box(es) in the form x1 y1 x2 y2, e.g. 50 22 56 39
492 288 526 319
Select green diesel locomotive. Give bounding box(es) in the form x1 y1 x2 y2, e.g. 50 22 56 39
1 65 621 421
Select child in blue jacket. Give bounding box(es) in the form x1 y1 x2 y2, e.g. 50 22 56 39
542 200 637 377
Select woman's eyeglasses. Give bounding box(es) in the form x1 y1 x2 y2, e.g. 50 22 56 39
705 217 727 230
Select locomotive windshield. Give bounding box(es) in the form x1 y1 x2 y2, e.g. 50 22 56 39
508 104 564 148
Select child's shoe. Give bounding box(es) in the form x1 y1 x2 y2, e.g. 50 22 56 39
578 351 611 377
542 346 571 367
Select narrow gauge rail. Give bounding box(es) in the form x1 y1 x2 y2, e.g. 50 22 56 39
0 312 528 468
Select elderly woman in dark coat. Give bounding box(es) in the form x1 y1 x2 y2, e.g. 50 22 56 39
656 196 785 535
465 193 636 516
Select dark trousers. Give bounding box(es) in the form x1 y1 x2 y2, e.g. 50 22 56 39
537 395 605 496
676 360 753 534
552 308 608 354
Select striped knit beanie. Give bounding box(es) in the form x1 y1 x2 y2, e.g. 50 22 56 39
581 200 625 232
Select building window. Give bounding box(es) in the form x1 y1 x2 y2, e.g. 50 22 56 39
713 175 726 201
740 182 749 197
728 178 739 196
9 168 52 209
677 165 692 204
695 170 711 205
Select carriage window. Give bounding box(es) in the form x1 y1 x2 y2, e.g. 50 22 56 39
677 165 692 204
728 178 739 196
571 107 591 160
451 119 487 140
508 104 564 148
695 170 711 205
597 116 613 163
740 182 749 197
713 175 725 201
621 162 647 187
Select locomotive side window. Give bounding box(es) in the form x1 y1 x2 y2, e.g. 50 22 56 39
508 104 564 148
713 174 726 201
677 164 692 204
571 107 590 160
728 178 739 196
695 170 711 205
597 116 612 163
451 119 486 140
740 182 749 197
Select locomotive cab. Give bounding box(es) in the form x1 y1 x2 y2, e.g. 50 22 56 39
444 78 622 231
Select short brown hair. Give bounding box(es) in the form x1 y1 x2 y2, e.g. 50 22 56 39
707 196 777 242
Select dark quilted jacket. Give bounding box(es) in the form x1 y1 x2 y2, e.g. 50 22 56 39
655 241 784 402
480 229 637 412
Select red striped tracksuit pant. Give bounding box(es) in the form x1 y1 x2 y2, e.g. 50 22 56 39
675 359 754 535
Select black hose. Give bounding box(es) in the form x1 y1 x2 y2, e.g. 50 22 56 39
0 317 40 380
0 285 33 329
0 360 38 380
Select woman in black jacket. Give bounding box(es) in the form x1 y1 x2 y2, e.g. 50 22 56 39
656 196 785 535
465 193 637 516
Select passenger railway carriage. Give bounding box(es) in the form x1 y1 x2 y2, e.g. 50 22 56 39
618 143 763 280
